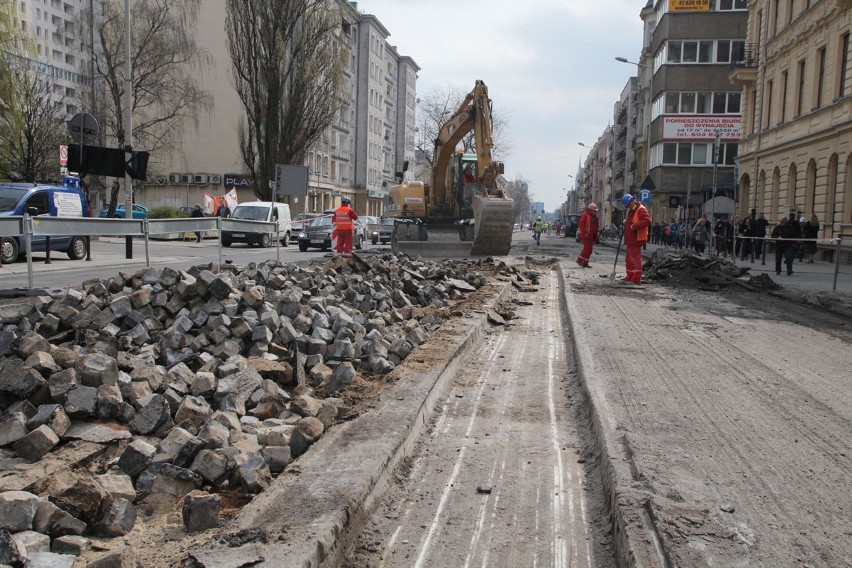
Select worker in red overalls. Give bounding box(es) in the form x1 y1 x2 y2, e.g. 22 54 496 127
576 203 599 268
622 194 652 284
333 196 358 258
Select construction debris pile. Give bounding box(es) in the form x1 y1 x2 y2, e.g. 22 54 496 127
0 253 494 566
642 249 780 292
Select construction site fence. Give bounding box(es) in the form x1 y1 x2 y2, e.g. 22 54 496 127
0 213 279 289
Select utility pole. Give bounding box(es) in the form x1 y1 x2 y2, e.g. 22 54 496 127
124 0 133 258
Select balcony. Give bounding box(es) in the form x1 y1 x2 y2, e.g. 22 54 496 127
333 119 350 132
729 43 759 86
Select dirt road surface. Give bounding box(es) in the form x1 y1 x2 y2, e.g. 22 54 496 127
345 235 851 568
345 264 615 568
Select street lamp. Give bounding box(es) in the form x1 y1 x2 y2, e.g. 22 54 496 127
614 56 649 68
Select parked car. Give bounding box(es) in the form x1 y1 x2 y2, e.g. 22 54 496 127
372 217 394 245
222 201 292 247
99 203 148 219
297 215 365 252
0 181 90 264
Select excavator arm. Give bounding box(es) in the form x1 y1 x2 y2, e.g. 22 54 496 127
391 80 514 256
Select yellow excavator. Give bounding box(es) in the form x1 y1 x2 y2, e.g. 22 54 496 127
387 80 515 256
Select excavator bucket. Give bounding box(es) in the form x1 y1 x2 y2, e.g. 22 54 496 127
470 195 515 256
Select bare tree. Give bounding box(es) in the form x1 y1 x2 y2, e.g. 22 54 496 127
80 0 213 214
504 175 531 225
0 64 69 182
226 0 345 200
414 83 513 177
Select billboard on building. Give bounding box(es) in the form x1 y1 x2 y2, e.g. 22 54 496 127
662 116 742 141
669 0 711 11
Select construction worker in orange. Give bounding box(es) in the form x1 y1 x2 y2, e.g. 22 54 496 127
622 194 652 284
333 196 359 258
576 203 599 268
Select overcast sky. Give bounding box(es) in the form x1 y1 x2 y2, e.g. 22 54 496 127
354 0 647 212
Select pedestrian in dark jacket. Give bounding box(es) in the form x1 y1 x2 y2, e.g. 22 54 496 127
772 216 797 275
802 214 819 263
191 204 204 243
753 212 769 258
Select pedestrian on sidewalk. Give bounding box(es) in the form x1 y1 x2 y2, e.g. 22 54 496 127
333 196 358 258
772 216 796 275
692 214 711 254
191 204 204 243
802 214 820 263
753 212 769 259
622 194 652 284
532 216 544 245
576 203 599 268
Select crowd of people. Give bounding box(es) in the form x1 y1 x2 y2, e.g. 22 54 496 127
646 212 820 266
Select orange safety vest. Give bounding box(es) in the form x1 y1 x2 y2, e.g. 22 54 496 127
627 206 649 242
334 206 354 230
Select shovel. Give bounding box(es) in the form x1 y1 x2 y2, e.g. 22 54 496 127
608 229 624 283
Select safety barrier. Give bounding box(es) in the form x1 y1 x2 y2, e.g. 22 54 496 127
0 213 277 289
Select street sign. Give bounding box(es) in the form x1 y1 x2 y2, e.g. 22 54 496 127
68 113 99 145
59 145 68 167
638 189 652 204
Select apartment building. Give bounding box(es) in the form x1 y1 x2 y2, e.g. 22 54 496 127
139 1 417 218
640 0 749 224
732 0 851 242
7 0 91 117
612 76 640 223
579 128 613 223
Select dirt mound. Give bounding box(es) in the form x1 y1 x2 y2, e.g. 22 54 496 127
642 249 778 292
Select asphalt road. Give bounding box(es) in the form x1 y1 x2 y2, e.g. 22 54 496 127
0 236 385 292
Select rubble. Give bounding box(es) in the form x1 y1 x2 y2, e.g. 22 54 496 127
0 254 507 562
642 249 780 291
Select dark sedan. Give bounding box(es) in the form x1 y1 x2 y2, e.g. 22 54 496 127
297 216 365 252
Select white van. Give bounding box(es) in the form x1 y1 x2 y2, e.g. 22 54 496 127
221 201 292 247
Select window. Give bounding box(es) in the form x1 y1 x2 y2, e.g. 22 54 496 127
652 92 743 119
772 0 780 36
653 142 738 167
765 80 773 127
787 0 794 25
717 0 747 9
796 59 806 115
839 33 849 99
668 41 682 63
666 39 745 64
815 46 826 109
780 70 789 122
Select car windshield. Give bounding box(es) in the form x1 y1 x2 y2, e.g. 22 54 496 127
380 218 394 227
308 216 332 228
231 206 268 221
0 187 26 213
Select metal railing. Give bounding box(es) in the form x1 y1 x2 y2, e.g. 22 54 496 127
2 213 279 289
730 43 759 69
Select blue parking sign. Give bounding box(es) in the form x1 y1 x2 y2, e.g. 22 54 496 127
638 189 652 204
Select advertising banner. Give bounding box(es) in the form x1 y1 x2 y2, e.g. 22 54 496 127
662 116 742 141
669 0 711 11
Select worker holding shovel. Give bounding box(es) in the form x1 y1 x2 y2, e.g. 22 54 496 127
622 194 652 284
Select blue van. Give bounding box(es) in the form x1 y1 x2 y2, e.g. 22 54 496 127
0 181 90 264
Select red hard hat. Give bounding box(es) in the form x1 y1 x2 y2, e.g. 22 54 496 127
588 203 598 211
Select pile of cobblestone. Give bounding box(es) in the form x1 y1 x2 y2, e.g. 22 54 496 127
0 253 494 566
